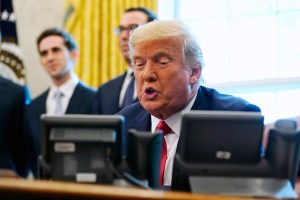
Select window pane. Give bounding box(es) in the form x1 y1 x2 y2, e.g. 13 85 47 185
178 0 229 19
230 15 278 81
278 0 300 11
278 11 300 78
233 92 275 123
187 19 230 84
230 0 277 16
276 89 300 119
159 0 300 121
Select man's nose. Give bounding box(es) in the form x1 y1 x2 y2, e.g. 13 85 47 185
143 61 157 82
119 30 130 40
46 52 55 61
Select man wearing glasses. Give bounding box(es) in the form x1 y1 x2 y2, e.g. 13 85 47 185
93 7 157 114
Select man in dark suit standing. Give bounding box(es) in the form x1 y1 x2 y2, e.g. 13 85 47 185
0 33 31 178
117 20 261 187
0 76 31 178
93 7 157 114
26 28 96 177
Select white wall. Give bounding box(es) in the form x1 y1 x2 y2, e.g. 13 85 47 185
13 0 65 98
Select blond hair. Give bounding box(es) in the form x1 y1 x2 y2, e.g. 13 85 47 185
129 20 204 69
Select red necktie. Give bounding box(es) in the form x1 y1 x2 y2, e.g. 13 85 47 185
155 121 172 186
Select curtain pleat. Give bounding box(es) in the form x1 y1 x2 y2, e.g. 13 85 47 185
64 0 157 88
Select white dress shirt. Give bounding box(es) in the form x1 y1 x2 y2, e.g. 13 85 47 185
151 94 197 186
46 75 79 115
119 68 137 108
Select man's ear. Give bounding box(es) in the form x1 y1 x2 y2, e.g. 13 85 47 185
70 50 79 61
189 64 201 85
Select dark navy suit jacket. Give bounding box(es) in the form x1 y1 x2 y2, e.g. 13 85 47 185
117 86 261 158
26 81 96 177
93 71 138 114
0 77 31 177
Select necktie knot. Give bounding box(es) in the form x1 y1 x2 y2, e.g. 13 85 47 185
156 121 172 136
54 90 64 115
54 90 63 98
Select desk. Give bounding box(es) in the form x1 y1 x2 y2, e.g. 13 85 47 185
0 178 277 200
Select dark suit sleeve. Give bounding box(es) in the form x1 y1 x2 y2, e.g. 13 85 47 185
10 85 31 177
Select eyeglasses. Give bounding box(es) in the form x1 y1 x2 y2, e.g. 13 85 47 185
113 24 139 35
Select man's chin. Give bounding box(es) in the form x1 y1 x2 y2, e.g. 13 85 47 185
142 102 166 117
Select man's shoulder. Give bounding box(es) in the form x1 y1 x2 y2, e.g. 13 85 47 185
29 90 48 107
117 102 150 124
117 102 145 116
25 90 48 117
0 76 24 91
117 102 150 131
76 82 96 94
200 86 261 112
97 73 126 91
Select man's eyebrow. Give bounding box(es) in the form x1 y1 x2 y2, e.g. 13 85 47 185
132 54 145 59
52 47 62 51
39 50 47 55
152 52 174 60
39 46 62 55
132 52 174 60
120 23 138 27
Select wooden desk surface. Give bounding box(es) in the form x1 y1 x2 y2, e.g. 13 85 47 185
0 178 277 200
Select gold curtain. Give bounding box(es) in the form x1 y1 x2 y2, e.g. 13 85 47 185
64 0 157 88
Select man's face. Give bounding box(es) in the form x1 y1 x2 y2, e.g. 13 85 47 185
132 37 201 119
38 35 77 80
119 11 148 65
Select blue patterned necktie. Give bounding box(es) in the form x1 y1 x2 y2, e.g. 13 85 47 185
122 74 135 109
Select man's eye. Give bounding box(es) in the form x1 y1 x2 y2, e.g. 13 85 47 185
129 24 139 31
134 59 146 67
159 61 169 64
135 61 145 67
158 58 170 65
40 51 47 57
52 48 61 53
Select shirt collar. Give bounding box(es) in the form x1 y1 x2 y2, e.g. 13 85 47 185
49 74 79 99
151 93 198 136
126 67 134 78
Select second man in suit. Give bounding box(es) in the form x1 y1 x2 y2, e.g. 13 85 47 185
26 28 96 177
93 7 157 114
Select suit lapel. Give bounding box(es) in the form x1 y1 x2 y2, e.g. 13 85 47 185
66 82 82 113
125 103 151 131
40 91 48 113
136 107 151 131
35 90 48 114
115 72 127 110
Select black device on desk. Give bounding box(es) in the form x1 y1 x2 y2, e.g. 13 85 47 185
124 129 162 189
172 111 300 199
178 110 264 164
172 110 264 191
39 114 124 184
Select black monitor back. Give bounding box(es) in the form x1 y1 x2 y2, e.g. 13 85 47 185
40 114 125 183
177 110 264 164
172 112 300 192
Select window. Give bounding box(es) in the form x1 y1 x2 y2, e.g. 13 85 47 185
158 0 300 123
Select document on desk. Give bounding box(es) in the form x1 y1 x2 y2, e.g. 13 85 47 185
189 176 298 199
